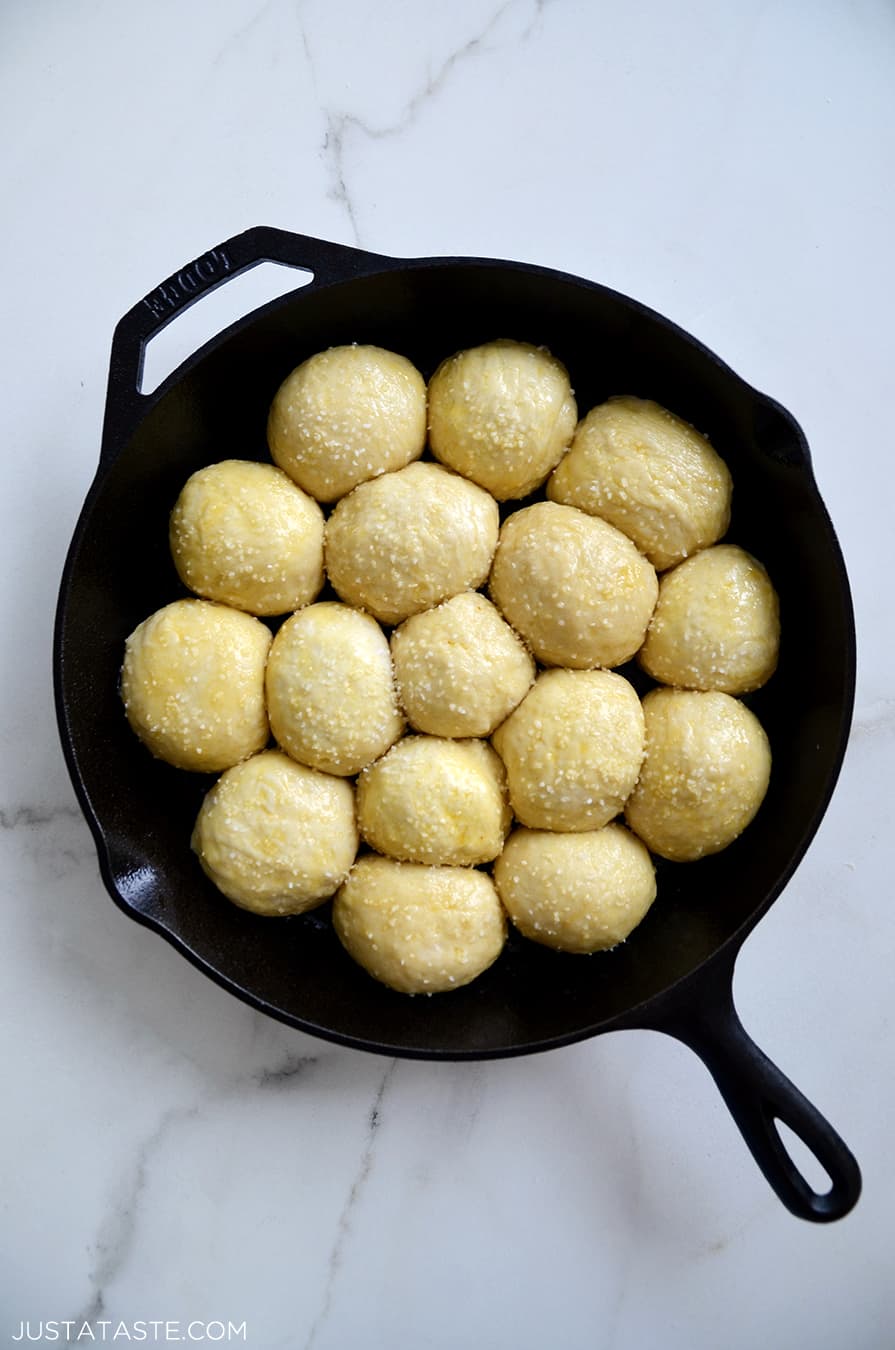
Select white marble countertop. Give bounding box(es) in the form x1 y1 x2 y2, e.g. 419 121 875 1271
2 2 893 1346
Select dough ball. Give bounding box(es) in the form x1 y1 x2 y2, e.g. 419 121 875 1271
639 544 780 694
333 855 506 994
169 459 324 616
266 602 404 776
548 395 732 570
191 750 357 915
428 339 577 499
357 736 511 866
325 461 499 625
489 501 658 668
492 668 645 831
494 824 656 953
625 688 771 861
391 592 535 738
121 599 270 772
267 344 426 502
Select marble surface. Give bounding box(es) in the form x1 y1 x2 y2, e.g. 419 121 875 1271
2 1 893 1345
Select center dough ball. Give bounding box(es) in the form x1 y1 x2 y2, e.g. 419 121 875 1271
625 688 771 861
548 395 732 570
427 339 577 500
267 344 426 502
492 668 645 831
121 599 270 772
169 459 324 616
391 592 535 738
192 751 358 915
266 602 404 776
357 736 511 866
325 461 499 626
333 855 506 994
489 501 658 668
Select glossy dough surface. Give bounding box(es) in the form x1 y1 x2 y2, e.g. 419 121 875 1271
325 461 499 625
121 599 271 772
266 602 404 776
391 592 535 737
267 344 426 502
625 688 771 861
639 544 780 693
492 668 645 831
333 855 506 994
428 339 577 499
169 459 324 616
494 824 656 953
357 735 511 866
548 395 732 570
489 501 658 669
191 751 358 915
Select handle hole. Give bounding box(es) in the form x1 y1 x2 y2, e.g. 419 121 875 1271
140 261 314 396
773 1118 834 1196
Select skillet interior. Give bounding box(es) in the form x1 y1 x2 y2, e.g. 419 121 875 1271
56 260 854 1057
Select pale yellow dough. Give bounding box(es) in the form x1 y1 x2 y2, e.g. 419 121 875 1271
492 669 645 831
391 592 535 738
548 395 732 570
191 751 357 915
266 602 404 776
489 501 658 668
357 736 511 866
428 339 577 499
625 688 771 861
169 459 324 616
121 599 270 772
639 544 780 693
325 461 499 625
494 824 656 953
333 855 506 994
267 344 426 502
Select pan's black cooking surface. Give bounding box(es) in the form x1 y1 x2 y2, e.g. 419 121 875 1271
54 228 859 1220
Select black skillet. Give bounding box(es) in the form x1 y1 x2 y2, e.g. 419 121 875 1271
54 227 861 1222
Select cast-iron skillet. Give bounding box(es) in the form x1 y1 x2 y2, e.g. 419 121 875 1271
54 227 861 1222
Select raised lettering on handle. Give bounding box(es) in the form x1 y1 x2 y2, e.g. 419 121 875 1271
141 247 233 323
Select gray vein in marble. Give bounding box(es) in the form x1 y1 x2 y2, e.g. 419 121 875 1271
0 801 82 830
69 1101 202 1330
305 0 557 242
67 1051 318 1325
302 1059 397 1350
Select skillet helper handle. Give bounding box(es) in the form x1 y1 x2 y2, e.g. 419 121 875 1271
102 226 387 459
655 955 861 1222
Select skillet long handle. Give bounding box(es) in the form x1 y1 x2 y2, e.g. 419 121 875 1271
651 954 861 1222
101 226 388 461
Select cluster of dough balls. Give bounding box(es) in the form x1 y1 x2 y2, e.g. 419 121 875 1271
121 338 780 996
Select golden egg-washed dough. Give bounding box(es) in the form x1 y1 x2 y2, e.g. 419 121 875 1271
489 501 658 668
357 736 511 866
548 396 732 570
494 824 656 953
391 592 535 738
333 855 506 994
427 339 577 500
625 688 771 861
267 344 426 502
169 459 324 616
325 462 499 625
639 544 780 694
266 602 403 776
191 751 357 915
492 669 645 832
121 599 270 772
